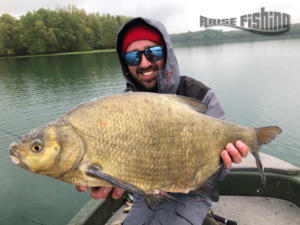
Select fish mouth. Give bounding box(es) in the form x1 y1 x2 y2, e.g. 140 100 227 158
9 143 28 169
9 152 29 170
9 143 21 165
10 154 21 165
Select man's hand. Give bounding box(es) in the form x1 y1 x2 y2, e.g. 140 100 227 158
75 185 125 199
221 140 248 169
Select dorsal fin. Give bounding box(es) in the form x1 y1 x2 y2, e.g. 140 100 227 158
174 95 207 113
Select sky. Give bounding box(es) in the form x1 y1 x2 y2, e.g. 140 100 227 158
1 0 300 34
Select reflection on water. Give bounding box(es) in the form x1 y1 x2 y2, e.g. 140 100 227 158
175 39 300 165
0 52 125 140
0 52 125 225
0 39 300 225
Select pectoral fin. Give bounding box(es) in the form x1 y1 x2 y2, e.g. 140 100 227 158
86 164 144 195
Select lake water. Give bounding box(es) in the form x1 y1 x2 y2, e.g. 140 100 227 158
0 39 299 225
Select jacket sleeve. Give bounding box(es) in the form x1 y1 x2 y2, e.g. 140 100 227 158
202 89 226 120
176 76 225 120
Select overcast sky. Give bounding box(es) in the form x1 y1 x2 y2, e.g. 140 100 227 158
1 0 299 34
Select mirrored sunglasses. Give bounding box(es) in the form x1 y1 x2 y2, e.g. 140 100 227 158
123 46 163 66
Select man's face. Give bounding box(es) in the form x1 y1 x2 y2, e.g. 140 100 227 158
126 40 164 89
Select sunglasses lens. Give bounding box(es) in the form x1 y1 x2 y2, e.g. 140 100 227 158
124 51 140 66
145 46 163 62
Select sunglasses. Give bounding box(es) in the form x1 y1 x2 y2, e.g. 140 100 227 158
123 46 164 66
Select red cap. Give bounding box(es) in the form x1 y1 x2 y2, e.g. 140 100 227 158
122 25 164 54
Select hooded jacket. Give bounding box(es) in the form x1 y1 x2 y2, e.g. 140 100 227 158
116 18 226 225
116 17 229 225
116 17 225 119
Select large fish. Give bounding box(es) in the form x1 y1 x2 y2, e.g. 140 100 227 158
9 92 282 210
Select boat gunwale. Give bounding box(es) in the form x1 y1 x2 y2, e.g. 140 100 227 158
67 153 300 225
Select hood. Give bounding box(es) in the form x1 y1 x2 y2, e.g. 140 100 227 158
116 17 180 94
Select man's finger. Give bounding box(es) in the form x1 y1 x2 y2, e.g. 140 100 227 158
235 140 248 157
112 188 125 199
226 143 242 164
90 187 112 199
221 150 232 169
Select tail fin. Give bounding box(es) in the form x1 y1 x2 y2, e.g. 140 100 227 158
253 126 282 186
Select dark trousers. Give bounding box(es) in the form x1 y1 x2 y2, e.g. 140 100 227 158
123 193 211 225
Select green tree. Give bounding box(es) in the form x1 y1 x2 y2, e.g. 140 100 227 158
20 10 56 54
0 14 24 56
1 7 134 56
99 14 121 48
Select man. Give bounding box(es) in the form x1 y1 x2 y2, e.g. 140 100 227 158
76 17 248 224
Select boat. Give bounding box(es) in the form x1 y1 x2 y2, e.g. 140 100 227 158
67 153 300 225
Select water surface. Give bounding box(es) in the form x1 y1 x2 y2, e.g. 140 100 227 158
0 39 299 225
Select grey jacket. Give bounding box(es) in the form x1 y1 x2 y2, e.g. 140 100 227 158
116 17 225 225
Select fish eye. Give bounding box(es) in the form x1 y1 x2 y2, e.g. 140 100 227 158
31 139 44 153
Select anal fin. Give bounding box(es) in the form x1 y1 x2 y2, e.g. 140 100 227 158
144 191 185 211
193 163 224 202
144 194 163 211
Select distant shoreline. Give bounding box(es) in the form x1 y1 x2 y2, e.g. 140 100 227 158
170 23 300 48
1 35 300 60
172 35 300 48
0 49 116 60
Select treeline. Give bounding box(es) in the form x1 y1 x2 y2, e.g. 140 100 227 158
170 23 300 45
2 7 300 57
0 6 131 56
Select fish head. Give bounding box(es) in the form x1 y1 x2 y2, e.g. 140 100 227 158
9 119 84 179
